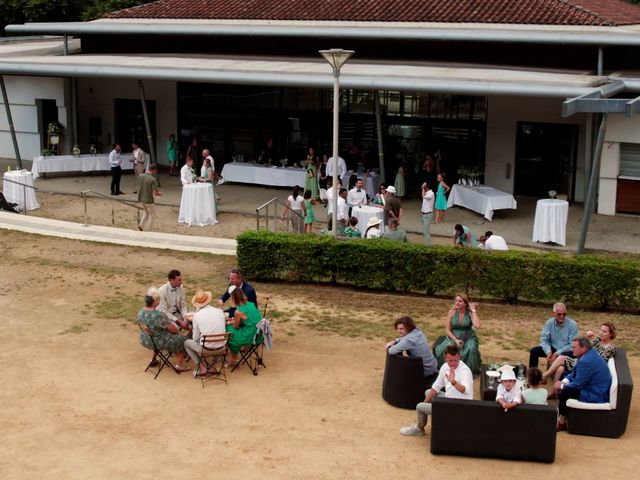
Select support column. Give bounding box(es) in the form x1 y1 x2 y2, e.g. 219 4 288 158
374 91 386 183
138 80 159 184
0 75 22 169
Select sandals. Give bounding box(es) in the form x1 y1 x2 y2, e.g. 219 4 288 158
174 364 191 373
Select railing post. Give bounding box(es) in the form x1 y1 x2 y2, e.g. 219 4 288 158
256 208 260 230
22 184 27 215
81 190 89 226
112 206 115 225
266 203 269 231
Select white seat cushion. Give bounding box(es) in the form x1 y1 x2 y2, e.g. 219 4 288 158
566 399 612 410
608 357 618 410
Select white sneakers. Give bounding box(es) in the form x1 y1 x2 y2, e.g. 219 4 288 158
400 425 425 436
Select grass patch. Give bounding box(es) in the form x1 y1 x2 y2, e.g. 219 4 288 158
61 322 92 334
94 294 140 321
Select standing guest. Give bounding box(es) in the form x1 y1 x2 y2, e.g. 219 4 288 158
303 189 316 234
434 173 449 223
136 164 161 231
181 156 195 186
318 153 329 203
555 337 612 431
528 302 578 368
343 216 361 238
138 287 189 372
326 154 347 179
420 181 435 245
201 149 215 175
336 188 348 235
109 143 124 195
325 179 341 231
218 268 257 316
394 165 405 199
281 185 305 234
385 316 438 388
522 368 548 405
199 156 220 209
383 185 403 227
130 141 146 181
382 218 408 242
496 369 522 412
364 217 382 239
259 138 276 165
225 286 262 367
347 178 368 217
433 292 482 375
453 223 478 248
183 290 226 377
304 147 320 200
347 174 358 192
422 155 438 196
400 344 473 436
158 269 188 331
481 231 508 250
185 137 200 172
166 134 179 176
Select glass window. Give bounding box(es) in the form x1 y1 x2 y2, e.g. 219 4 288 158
620 143 640 178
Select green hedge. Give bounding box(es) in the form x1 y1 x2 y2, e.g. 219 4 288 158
237 231 640 311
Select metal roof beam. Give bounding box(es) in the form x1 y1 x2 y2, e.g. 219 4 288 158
626 96 640 117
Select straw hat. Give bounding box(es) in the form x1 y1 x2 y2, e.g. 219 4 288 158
366 217 381 228
191 290 212 308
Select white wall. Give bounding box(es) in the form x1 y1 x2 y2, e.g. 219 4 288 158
485 96 589 202
598 114 640 215
77 78 177 164
0 76 68 161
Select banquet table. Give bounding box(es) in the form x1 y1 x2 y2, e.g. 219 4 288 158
532 199 569 246
446 184 517 221
178 183 217 227
31 154 134 179
341 171 380 199
218 162 306 187
3 170 39 211
351 205 385 238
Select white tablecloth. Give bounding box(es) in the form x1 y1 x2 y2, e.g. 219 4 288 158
351 205 385 238
178 183 217 227
218 162 306 187
3 170 39 211
446 184 517 221
532 199 569 246
341 171 380 199
31 154 134 179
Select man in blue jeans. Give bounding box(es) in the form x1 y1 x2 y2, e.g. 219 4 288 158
529 302 577 368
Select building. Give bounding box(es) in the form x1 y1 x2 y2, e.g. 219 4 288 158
2 0 640 214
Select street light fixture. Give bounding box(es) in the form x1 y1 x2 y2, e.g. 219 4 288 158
319 48 354 237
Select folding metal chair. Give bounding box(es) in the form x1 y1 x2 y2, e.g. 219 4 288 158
139 323 180 379
231 293 271 376
196 332 231 387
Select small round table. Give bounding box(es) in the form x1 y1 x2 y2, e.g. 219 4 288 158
532 199 569 246
351 205 384 237
178 183 217 226
3 170 39 211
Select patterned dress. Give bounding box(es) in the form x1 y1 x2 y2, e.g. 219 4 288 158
564 337 615 372
226 302 262 354
434 310 481 375
138 308 185 353
343 226 362 238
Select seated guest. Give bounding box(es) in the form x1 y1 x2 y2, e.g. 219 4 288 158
480 231 508 250
218 268 257 317
184 290 226 377
382 218 408 242
542 322 616 385
522 368 548 405
385 316 438 387
343 216 362 238
364 217 382 239
555 337 612 431
529 302 577 368
158 269 190 331
433 293 481 375
138 287 189 372
453 223 478 248
225 286 262 367
400 345 473 436
496 368 522 412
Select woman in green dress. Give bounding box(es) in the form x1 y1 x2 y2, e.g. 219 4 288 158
434 292 481 375
225 286 262 366
137 287 189 372
304 147 320 200
165 134 179 176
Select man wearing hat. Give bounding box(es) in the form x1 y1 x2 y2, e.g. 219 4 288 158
383 185 402 227
184 290 226 377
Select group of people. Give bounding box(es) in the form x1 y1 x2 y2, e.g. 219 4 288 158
108 141 149 196
137 268 263 377
385 298 616 435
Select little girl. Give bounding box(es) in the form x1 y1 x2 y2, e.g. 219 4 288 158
303 189 316 234
521 368 548 405
434 173 449 223
496 369 522 412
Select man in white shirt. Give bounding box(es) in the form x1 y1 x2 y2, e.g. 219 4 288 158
336 188 348 234
482 231 509 250
420 182 435 245
347 178 367 216
184 290 226 376
202 149 215 172
130 141 145 178
326 155 347 179
180 156 195 186
109 143 123 195
158 269 189 331
400 344 473 436
325 178 341 230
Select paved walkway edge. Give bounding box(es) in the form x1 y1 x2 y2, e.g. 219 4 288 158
0 212 237 256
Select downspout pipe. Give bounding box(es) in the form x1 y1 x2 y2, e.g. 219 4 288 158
374 91 386 183
0 75 22 169
138 80 158 184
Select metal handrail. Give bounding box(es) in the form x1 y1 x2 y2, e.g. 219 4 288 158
2 174 39 215
81 189 143 227
256 197 304 233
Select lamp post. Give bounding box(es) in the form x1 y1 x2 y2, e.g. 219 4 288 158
319 48 354 237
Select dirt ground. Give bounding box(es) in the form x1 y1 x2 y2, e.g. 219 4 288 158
0 228 639 478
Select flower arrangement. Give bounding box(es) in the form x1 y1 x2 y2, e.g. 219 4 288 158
457 165 484 186
72 145 81 157
548 190 557 199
